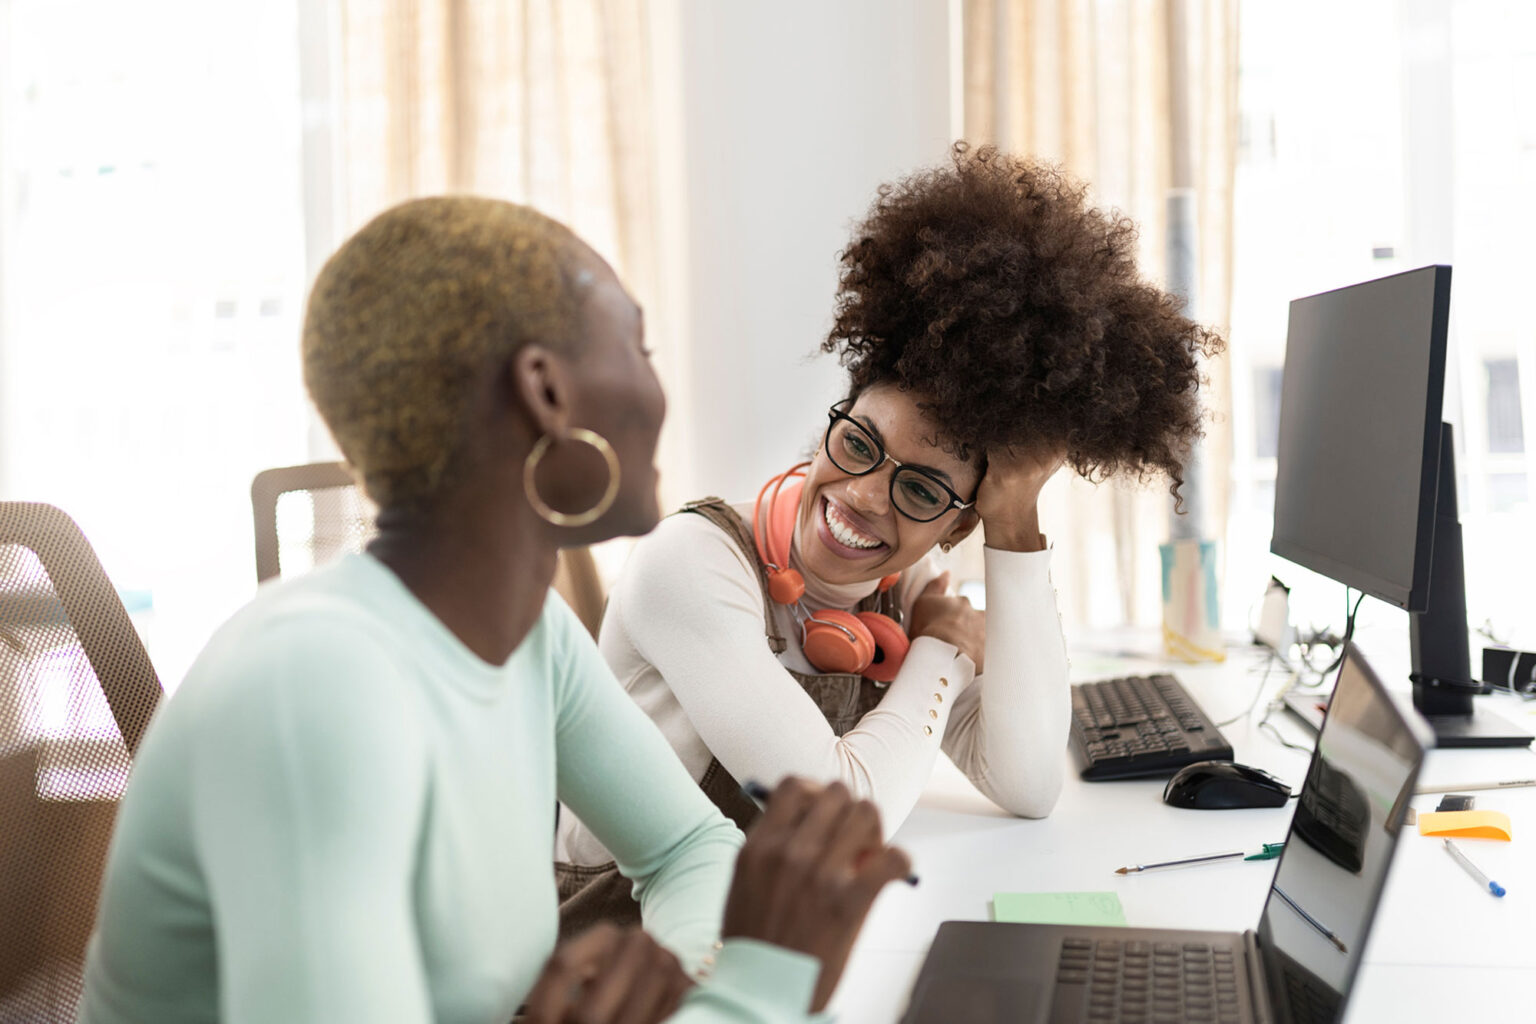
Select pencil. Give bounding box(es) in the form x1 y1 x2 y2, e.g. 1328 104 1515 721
1115 843 1285 874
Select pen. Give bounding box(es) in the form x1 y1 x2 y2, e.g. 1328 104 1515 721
741 780 920 887
1415 778 1536 795
1115 843 1285 875
1443 839 1506 898
1271 885 1348 953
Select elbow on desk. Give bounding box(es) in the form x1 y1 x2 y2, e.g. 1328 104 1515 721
990 764 1065 820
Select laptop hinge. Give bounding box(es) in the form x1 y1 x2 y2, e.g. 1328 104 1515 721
1242 930 1275 1024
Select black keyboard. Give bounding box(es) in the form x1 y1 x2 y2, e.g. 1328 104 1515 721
1070 674 1234 780
1049 936 1246 1023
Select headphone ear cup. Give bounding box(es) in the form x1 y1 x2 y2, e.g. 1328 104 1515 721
856 612 910 683
802 609 875 674
767 567 806 605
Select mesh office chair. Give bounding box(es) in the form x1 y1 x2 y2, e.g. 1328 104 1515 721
0 503 163 1022
252 462 607 637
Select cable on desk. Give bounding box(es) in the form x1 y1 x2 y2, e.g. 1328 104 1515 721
1295 588 1366 686
1258 714 1316 754
1216 651 1279 728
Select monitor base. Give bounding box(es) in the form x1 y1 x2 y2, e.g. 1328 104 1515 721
1423 706 1534 748
1283 690 1533 749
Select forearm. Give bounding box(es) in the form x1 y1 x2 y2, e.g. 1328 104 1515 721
665 939 823 1024
557 617 745 970
942 546 1071 818
692 634 973 840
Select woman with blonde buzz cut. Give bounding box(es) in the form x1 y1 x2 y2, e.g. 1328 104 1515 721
80 196 912 1024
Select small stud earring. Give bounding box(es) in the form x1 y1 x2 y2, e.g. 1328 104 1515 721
940 542 953 554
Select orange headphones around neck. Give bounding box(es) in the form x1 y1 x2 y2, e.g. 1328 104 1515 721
753 464 910 682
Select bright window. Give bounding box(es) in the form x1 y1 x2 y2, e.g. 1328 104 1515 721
1228 0 1536 646
0 0 311 683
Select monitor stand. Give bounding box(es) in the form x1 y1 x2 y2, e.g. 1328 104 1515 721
1287 425 1534 748
1410 427 1533 749
1420 706 1534 748
1283 685 1533 748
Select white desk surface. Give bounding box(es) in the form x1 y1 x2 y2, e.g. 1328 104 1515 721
830 631 1536 1023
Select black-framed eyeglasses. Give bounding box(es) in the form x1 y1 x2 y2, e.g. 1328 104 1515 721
823 401 975 523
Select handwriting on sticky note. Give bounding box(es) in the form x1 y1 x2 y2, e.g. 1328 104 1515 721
1416 810 1512 841
993 891 1127 927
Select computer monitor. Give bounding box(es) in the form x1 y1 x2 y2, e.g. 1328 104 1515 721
1271 265 1532 748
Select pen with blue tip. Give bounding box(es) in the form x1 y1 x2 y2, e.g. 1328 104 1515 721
740 780 921 887
1115 842 1286 875
1443 839 1506 897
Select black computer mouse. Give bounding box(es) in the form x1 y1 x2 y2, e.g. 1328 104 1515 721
1162 760 1293 809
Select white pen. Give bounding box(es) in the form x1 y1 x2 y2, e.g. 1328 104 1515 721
1415 779 1536 795
1443 839 1506 898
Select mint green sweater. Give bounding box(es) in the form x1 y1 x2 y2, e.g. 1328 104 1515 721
79 554 818 1023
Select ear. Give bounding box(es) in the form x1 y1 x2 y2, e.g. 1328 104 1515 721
939 508 980 549
509 344 574 437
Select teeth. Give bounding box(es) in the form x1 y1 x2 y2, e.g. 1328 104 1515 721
824 501 882 550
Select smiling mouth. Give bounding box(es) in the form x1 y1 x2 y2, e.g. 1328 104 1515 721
820 496 886 553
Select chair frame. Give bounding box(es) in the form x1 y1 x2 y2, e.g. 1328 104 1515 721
0 502 162 755
250 461 357 584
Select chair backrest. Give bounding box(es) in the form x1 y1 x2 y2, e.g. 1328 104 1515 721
251 462 606 636
0 502 163 1021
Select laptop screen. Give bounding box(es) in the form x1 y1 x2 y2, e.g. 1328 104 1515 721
1255 645 1428 1022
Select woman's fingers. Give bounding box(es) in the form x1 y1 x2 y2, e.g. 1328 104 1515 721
819 796 884 889
920 571 951 597
850 844 914 906
575 929 687 1024
523 923 622 1023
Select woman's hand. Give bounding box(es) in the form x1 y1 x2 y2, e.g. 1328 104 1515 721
973 444 1067 552
722 778 912 1012
906 572 985 673
523 923 693 1024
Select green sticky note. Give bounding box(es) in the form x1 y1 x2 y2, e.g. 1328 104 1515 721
992 891 1127 927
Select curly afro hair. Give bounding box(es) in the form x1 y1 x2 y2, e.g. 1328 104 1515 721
824 143 1224 504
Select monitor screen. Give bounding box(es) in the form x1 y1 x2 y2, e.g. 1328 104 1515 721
1270 266 1452 610
1256 645 1428 1022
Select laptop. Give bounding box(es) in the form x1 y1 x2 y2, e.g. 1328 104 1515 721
902 643 1431 1024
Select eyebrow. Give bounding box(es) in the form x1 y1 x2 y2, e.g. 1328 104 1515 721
853 414 957 488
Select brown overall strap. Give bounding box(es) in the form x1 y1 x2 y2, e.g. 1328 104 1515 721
677 497 788 654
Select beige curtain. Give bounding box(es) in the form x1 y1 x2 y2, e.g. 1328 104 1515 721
959 0 1238 630
332 0 656 306
316 0 663 581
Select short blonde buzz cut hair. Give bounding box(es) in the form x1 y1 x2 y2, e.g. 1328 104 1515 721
302 196 590 510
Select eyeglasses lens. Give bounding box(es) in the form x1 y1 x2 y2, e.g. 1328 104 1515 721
826 416 949 522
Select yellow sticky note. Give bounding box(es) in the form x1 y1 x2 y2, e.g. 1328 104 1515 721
1416 810 1512 841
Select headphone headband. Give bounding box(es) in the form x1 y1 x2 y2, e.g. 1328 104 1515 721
752 461 811 571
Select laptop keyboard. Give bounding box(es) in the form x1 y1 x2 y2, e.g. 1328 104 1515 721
1070 674 1235 780
1050 937 1244 1023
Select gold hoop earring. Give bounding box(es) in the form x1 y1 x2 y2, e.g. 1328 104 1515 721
940 542 953 554
523 428 621 528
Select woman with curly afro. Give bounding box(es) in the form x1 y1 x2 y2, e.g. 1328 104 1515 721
556 145 1223 930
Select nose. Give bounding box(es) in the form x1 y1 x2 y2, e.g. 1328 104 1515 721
843 461 892 517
